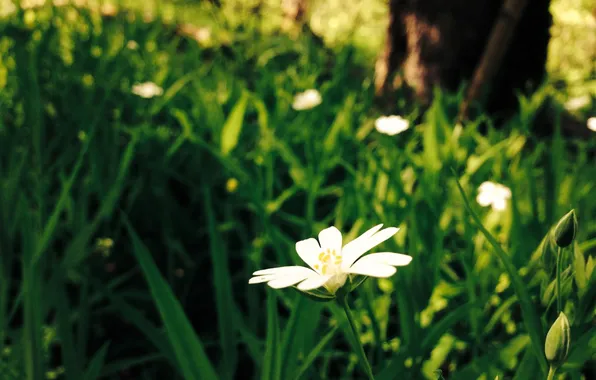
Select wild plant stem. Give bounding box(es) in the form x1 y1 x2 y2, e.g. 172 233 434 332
556 247 563 312
338 296 375 380
546 365 556 380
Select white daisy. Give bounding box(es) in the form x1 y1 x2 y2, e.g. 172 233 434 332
587 117 596 132
292 89 322 110
564 95 590 111
249 225 412 295
126 40 139 50
374 115 409 136
476 181 512 211
131 82 163 98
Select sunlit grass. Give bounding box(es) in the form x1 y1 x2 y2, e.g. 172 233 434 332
0 1 594 380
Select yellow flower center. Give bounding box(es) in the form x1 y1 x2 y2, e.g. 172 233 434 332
313 248 342 275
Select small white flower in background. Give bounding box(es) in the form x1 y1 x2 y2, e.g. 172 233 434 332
126 40 139 50
131 82 163 98
564 95 590 111
587 117 596 132
20 0 46 10
292 89 322 110
375 115 409 136
249 225 412 295
194 27 211 45
0 0 16 17
476 181 512 211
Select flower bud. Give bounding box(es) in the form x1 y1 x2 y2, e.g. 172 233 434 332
544 312 570 367
553 210 577 248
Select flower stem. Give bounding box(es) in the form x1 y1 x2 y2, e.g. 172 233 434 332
338 296 375 380
556 246 563 312
546 365 556 380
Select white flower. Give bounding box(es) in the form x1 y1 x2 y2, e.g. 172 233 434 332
587 117 596 132
564 95 590 111
292 89 322 110
476 181 512 211
194 27 211 45
249 225 412 295
126 40 139 50
375 115 409 136
131 82 163 98
20 0 46 10
0 0 16 17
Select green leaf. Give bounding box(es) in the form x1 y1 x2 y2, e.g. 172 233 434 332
203 186 238 379
292 326 338 380
262 291 281 380
453 174 548 375
221 91 250 155
124 218 218 380
84 342 110 380
55 281 84 380
513 346 539 380
323 94 355 152
421 302 477 353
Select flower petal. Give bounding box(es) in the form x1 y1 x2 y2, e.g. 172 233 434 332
346 262 397 278
341 224 383 258
498 186 512 199
341 226 399 270
296 238 322 270
249 266 318 289
478 181 496 192
267 271 314 289
297 274 331 291
252 266 315 277
476 191 493 207
353 252 412 267
318 226 342 254
492 198 507 211
248 275 276 284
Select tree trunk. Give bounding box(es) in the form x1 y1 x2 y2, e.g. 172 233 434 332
375 0 552 116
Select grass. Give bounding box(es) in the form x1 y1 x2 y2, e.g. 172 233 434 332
0 1 595 380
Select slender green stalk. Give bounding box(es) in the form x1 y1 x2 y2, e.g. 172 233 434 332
546 366 556 380
338 296 375 380
556 247 563 312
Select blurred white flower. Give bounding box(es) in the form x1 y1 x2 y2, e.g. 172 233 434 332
249 225 412 295
194 27 211 45
21 0 46 9
587 117 596 132
292 89 322 110
126 40 139 50
0 0 16 17
564 95 590 111
375 115 410 136
131 82 163 98
476 181 512 211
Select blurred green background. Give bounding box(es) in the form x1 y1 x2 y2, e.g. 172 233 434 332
0 1 594 379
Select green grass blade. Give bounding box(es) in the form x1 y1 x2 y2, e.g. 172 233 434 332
124 218 218 380
453 174 548 374
61 134 138 270
83 342 110 380
262 291 281 380
420 302 477 353
292 326 338 380
21 211 45 380
221 90 249 156
101 289 178 369
55 280 84 380
100 354 164 378
203 186 238 379
512 346 539 380
32 127 93 265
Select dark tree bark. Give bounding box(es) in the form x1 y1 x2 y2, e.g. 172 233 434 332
375 0 552 116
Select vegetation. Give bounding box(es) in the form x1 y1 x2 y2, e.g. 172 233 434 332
0 1 594 379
